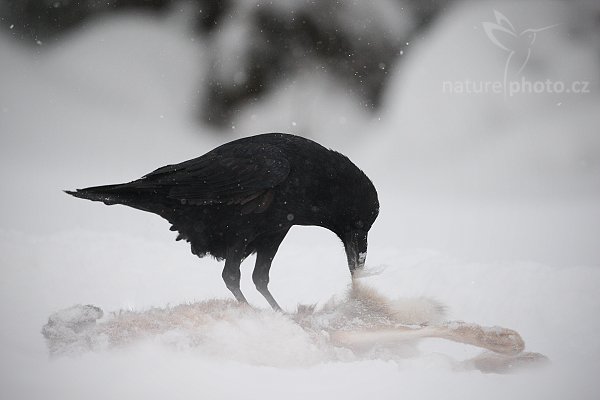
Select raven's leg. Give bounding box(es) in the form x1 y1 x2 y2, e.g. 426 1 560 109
252 229 290 311
222 244 248 304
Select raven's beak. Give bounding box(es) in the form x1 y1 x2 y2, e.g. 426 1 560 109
344 229 368 277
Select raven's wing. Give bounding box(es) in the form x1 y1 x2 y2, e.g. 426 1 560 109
137 142 290 212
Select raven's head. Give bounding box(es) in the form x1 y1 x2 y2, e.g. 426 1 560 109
305 149 379 276
332 169 379 276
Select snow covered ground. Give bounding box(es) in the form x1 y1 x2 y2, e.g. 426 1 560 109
1 1 600 399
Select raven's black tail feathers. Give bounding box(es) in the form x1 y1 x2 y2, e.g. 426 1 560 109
64 183 135 206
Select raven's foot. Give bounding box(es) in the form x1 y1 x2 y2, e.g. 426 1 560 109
256 286 282 312
230 288 248 304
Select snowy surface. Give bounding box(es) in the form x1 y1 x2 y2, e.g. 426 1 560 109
1 1 600 399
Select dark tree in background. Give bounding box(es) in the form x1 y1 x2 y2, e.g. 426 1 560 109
1 0 451 127
0 0 229 38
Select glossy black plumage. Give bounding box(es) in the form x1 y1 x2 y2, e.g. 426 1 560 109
67 133 379 310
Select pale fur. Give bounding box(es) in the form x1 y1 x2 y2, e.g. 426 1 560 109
42 283 547 372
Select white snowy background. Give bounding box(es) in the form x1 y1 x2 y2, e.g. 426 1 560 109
1 0 600 399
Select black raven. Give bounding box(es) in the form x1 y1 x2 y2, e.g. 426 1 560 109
66 133 379 310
